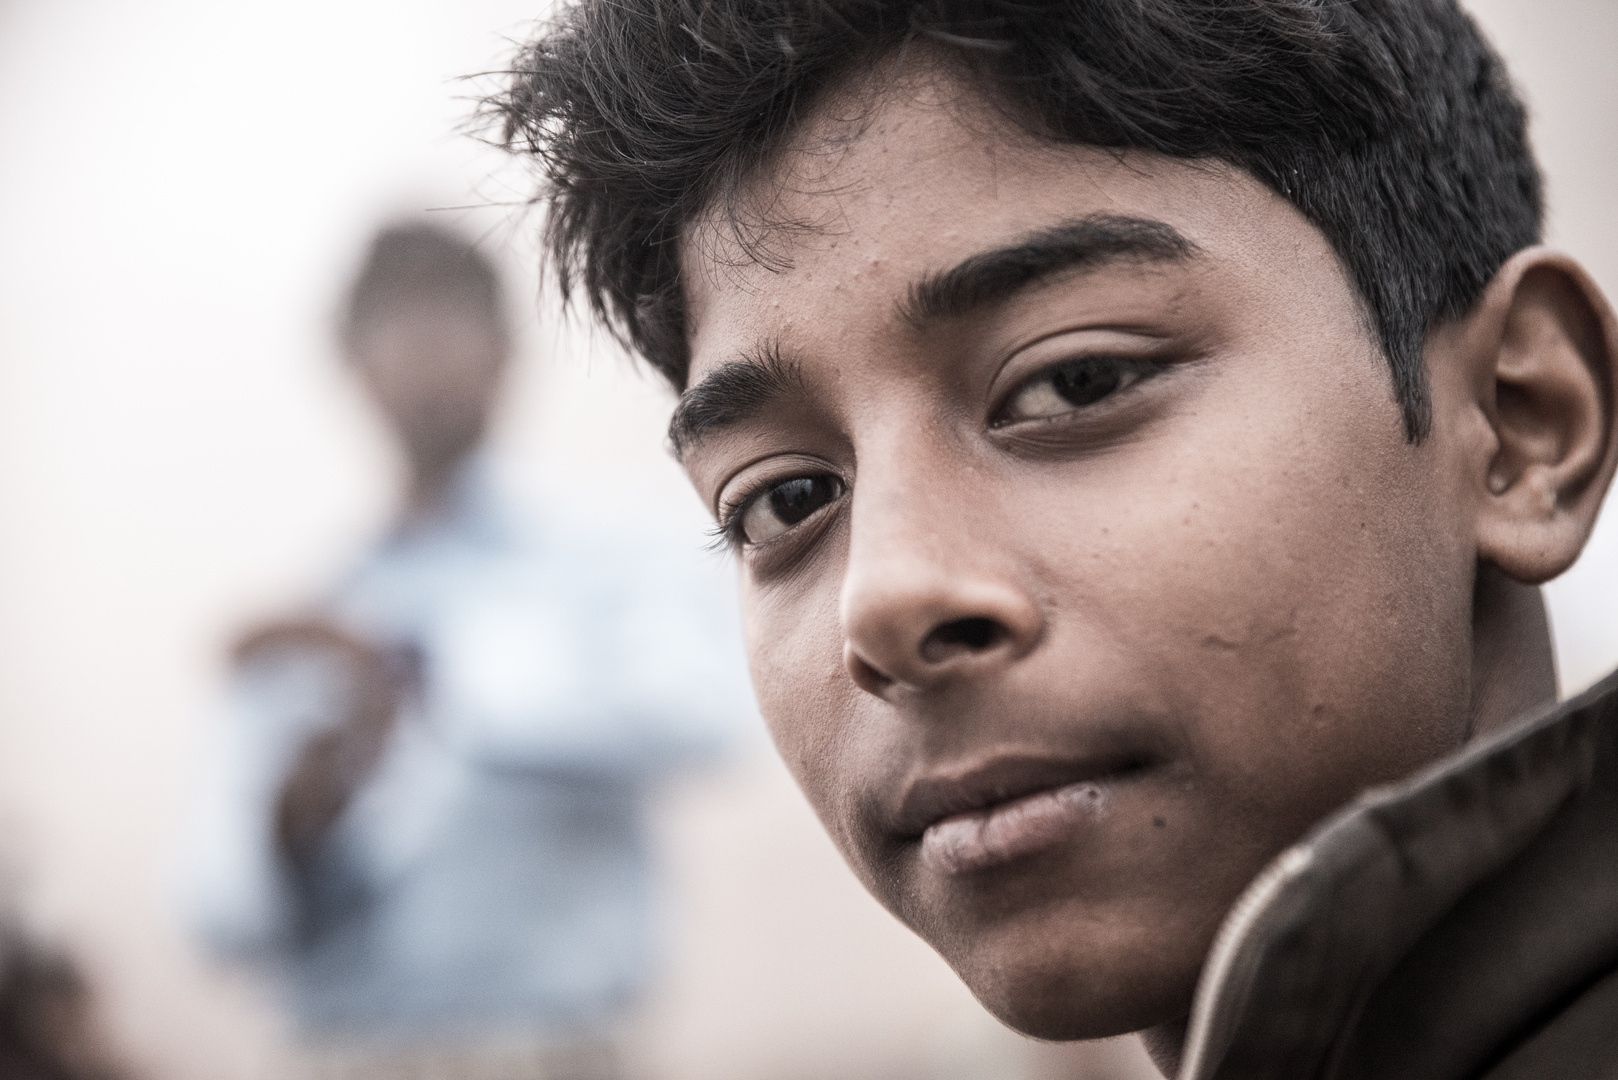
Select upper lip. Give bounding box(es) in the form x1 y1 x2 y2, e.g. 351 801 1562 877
889 752 1146 839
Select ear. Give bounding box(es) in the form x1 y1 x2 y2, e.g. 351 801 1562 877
1450 248 1618 584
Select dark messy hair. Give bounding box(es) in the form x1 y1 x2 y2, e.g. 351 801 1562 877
342 222 508 350
488 0 1541 439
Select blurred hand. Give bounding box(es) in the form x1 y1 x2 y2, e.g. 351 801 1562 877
233 620 405 871
0 915 130 1080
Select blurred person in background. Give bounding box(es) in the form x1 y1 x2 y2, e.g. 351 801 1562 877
182 223 748 1078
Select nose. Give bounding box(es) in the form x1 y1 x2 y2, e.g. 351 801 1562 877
839 488 1043 697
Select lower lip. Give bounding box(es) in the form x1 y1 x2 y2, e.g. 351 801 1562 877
920 781 1109 876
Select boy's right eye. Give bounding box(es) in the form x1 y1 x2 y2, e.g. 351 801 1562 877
733 474 846 545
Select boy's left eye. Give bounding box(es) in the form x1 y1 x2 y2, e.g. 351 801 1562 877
997 356 1149 424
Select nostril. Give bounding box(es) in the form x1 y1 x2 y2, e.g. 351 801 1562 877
919 617 1005 663
844 644 895 695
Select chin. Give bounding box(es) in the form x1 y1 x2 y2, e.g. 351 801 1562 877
969 967 1146 1041
942 916 1199 1041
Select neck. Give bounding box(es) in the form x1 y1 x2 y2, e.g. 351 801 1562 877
1468 562 1558 739
1142 1020 1188 1077
404 453 473 521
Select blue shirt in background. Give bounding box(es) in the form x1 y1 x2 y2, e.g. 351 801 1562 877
183 460 753 1039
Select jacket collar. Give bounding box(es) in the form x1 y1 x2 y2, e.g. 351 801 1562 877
1178 666 1618 1080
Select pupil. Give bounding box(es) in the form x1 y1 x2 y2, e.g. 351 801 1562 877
770 476 834 526
1052 361 1121 407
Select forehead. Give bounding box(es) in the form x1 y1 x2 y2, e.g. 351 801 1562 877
680 57 1350 382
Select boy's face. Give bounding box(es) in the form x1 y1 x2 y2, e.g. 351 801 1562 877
677 64 1479 1038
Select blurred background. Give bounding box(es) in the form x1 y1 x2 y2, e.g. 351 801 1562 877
0 2 1612 1078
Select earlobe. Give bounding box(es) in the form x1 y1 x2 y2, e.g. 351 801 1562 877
1466 249 1618 584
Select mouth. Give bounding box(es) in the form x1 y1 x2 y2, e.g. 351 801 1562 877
893 754 1151 876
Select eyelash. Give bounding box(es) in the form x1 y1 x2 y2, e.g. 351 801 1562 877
707 502 749 553
709 483 772 553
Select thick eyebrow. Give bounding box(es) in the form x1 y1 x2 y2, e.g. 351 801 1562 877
669 342 804 457
900 213 1200 326
670 214 1199 459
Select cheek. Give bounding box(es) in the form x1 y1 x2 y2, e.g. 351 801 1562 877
744 573 859 808
1032 365 1474 810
